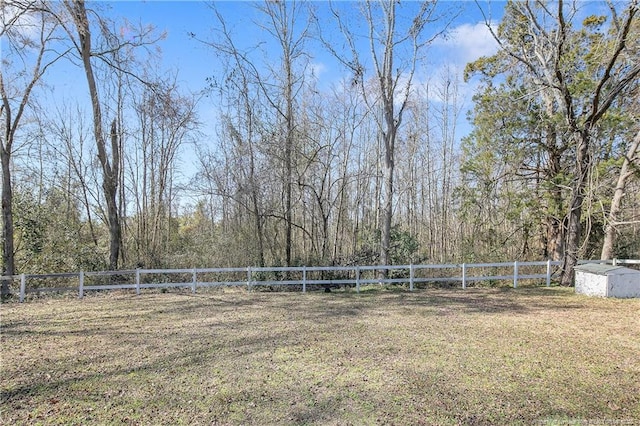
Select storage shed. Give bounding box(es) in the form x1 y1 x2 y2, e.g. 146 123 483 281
574 264 640 298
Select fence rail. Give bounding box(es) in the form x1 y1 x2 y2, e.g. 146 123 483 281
2 259 638 302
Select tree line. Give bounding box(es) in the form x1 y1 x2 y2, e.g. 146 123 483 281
1 0 638 296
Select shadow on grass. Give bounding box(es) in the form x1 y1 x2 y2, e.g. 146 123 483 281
1 322 288 404
2 286 639 425
157 286 593 324
289 286 587 319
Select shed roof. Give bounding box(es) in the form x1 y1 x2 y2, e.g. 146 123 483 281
574 264 640 276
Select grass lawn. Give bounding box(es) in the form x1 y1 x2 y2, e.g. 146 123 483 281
1 286 639 425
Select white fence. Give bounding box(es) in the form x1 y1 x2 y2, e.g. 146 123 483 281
2 259 638 302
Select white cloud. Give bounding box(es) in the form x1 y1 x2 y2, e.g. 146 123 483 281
1 5 43 40
419 21 500 126
437 22 499 65
307 61 328 81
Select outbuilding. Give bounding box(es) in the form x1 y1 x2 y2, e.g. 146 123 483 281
574 264 640 298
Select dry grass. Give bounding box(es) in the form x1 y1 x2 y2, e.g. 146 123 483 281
1 287 639 425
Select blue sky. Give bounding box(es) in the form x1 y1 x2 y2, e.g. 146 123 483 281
19 0 506 188
114 1 503 83
11 1 612 155
93 1 505 109
4 0 508 186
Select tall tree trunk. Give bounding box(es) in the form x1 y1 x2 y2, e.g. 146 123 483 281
1 3 62 293
379 121 395 269
283 17 295 268
285 86 293 267
249 141 265 267
378 2 397 275
543 96 565 261
1 145 15 293
601 128 640 259
546 212 565 261
1 31 16 296
107 120 122 269
560 130 591 286
69 0 122 270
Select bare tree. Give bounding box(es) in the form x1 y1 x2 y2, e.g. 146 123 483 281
255 0 310 267
196 7 272 267
59 0 163 270
57 0 120 269
46 102 101 250
129 79 198 267
196 0 310 267
0 0 66 295
321 0 442 274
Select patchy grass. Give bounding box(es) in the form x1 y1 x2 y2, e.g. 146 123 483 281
1 287 639 425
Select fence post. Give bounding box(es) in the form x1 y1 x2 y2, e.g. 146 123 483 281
356 266 360 293
135 268 141 296
247 267 252 291
409 264 414 291
79 271 84 299
513 261 518 288
302 266 307 293
19 274 26 303
546 259 552 287
192 268 197 294
462 264 466 289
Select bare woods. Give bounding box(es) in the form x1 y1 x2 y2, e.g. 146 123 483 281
1 1 638 295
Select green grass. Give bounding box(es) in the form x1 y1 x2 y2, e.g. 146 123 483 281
1 287 639 425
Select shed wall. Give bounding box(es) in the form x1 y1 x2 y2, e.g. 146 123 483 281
575 271 607 296
609 273 640 298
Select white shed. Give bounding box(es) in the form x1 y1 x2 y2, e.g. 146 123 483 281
574 264 640 298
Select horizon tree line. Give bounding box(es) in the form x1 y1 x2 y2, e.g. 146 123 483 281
1 0 638 296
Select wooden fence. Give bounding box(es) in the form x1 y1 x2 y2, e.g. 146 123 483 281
2 259 638 302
